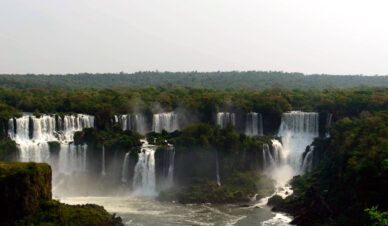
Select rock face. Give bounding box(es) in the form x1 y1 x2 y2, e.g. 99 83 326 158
0 162 123 226
0 162 52 224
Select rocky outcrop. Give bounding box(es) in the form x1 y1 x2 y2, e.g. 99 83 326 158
0 162 123 226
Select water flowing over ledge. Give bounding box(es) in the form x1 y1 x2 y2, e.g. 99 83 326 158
7 111 323 225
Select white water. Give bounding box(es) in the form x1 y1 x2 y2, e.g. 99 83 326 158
216 150 221 186
61 196 282 226
165 146 175 189
301 147 314 173
325 113 333 138
152 112 179 133
121 152 130 183
278 111 319 174
245 112 263 136
58 143 88 174
217 112 235 129
9 114 94 166
256 111 319 225
8 112 311 225
101 145 106 176
116 114 147 134
132 139 157 196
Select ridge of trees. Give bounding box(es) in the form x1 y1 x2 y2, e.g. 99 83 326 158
1 71 388 90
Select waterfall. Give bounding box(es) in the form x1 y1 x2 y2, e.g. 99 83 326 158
262 140 285 170
152 112 179 133
301 147 314 173
325 113 333 138
8 114 94 172
271 139 284 165
278 111 319 174
116 114 147 134
262 143 275 169
132 139 156 196
245 112 263 136
216 150 221 186
101 145 106 176
121 152 130 183
165 146 175 188
58 144 88 174
256 111 319 208
216 112 235 129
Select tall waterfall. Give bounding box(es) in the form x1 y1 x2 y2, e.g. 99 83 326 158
245 112 263 136
121 152 130 183
271 139 284 165
325 113 333 138
215 150 221 186
216 112 235 129
257 111 319 208
132 139 156 196
165 146 176 189
101 145 106 176
278 111 319 174
152 112 179 133
58 144 88 174
8 114 95 172
262 143 275 169
116 114 147 134
301 146 314 173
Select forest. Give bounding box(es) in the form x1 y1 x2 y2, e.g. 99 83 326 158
1 71 388 90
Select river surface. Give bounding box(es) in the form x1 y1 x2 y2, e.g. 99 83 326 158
60 196 292 226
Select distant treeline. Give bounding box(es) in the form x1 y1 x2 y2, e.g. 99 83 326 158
1 71 388 90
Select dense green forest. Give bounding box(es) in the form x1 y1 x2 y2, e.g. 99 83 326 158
1 87 387 117
1 71 388 90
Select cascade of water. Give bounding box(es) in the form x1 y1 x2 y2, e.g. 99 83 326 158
121 152 130 183
216 150 221 186
118 115 129 131
325 113 333 138
101 145 106 176
133 114 147 134
132 139 156 196
278 111 319 174
152 112 179 133
8 114 94 173
271 139 284 165
115 114 148 134
165 146 175 188
58 144 88 174
216 112 235 129
256 111 319 208
262 143 275 169
301 147 314 173
245 112 263 136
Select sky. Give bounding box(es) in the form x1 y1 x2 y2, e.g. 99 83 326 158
1 0 388 75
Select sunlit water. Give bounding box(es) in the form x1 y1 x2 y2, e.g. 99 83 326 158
60 196 292 226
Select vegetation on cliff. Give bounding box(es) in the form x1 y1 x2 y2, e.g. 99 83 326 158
156 123 276 203
74 125 143 152
0 162 122 226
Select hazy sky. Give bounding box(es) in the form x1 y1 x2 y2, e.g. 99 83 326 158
1 0 388 75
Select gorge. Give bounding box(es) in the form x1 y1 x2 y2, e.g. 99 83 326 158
5 110 324 225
